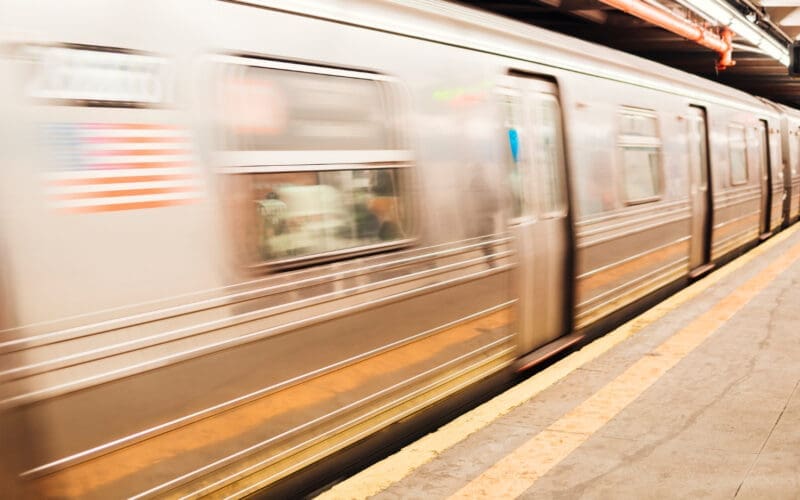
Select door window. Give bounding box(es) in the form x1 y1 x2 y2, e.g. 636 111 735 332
503 92 528 219
535 95 567 216
619 109 662 203
502 86 566 219
728 124 748 185
215 57 413 269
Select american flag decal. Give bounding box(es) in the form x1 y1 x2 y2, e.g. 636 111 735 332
43 123 202 213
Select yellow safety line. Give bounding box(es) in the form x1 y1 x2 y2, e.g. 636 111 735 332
317 224 799 500
449 232 800 499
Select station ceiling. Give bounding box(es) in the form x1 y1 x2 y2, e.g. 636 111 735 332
459 0 800 108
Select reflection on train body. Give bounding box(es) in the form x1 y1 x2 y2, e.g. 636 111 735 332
1 0 800 497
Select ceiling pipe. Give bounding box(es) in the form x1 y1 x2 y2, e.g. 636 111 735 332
597 0 735 69
716 28 734 69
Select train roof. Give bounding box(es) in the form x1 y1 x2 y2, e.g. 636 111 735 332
241 0 772 113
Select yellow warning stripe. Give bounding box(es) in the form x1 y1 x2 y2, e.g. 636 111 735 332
449 233 800 499
317 224 799 500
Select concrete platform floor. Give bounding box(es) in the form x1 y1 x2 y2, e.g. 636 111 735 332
319 224 800 500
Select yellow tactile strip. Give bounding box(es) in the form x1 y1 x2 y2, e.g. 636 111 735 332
318 224 800 500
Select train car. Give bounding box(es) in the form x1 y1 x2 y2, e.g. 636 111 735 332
771 102 800 224
0 0 794 497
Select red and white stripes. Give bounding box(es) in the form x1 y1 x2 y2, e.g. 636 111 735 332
43 123 202 213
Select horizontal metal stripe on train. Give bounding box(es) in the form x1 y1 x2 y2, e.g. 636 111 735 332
0 236 512 352
713 198 761 212
0 237 512 343
712 198 762 210
0 248 512 383
576 259 687 321
713 211 760 231
228 1 771 116
578 258 688 311
713 236 755 257
0 262 513 407
575 200 687 231
22 304 514 480
712 194 762 211
576 267 687 330
714 184 762 195
29 315 511 490
133 342 517 500
187 348 516 499
576 214 690 249
577 236 689 282
712 185 761 198
30 334 516 494
259 238 417 270
713 228 759 255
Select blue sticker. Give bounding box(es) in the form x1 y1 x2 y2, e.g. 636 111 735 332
508 128 519 163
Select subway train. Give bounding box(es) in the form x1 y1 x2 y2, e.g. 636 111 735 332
1 0 799 497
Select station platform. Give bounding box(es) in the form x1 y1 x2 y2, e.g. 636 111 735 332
319 224 800 500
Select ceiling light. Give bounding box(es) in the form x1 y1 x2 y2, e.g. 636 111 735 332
685 0 789 66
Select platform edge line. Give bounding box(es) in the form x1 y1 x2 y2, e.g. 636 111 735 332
315 225 799 500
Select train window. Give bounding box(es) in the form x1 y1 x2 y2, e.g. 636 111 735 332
793 130 800 177
215 56 413 268
218 63 392 151
536 95 566 215
620 113 658 136
619 109 662 203
728 124 748 185
237 169 409 262
503 93 534 217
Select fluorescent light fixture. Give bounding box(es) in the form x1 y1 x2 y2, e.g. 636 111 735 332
689 0 734 25
729 18 763 46
761 37 790 61
687 0 789 66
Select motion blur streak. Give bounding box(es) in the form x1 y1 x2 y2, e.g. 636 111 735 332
1 1 800 498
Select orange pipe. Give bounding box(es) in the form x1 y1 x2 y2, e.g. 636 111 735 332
716 28 735 69
598 0 731 56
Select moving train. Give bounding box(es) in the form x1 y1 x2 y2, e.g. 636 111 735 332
1 0 799 497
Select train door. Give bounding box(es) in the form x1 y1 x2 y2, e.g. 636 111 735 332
502 75 569 354
794 128 800 222
758 119 772 238
687 106 712 276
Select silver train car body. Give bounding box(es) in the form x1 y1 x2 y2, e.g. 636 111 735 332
0 0 798 497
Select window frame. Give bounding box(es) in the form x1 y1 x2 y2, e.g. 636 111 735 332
727 123 749 186
214 55 416 272
792 128 800 178
617 107 664 206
